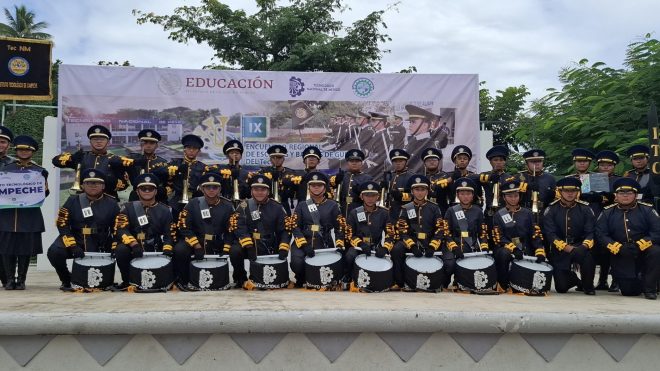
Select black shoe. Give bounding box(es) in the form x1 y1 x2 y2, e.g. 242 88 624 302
584 289 596 296
111 282 130 292
644 292 657 300
294 281 304 288
608 281 619 292
175 282 191 292
595 281 608 290
4 280 15 290
59 283 74 292
233 280 246 289
14 280 25 290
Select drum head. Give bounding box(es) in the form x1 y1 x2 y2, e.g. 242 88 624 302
306 251 341 266
131 256 170 269
74 256 114 267
192 259 228 269
355 255 392 272
405 256 443 273
256 257 285 265
457 256 493 270
514 259 553 272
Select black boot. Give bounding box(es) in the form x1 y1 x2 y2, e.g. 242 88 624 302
0 255 6 287
2 255 16 290
14 256 30 290
595 272 608 290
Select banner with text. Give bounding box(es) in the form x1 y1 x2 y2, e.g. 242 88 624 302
0 37 53 100
0 170 47 208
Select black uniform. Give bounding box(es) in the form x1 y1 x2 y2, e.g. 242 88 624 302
543 199 596 293
624 168 653 204
518 170 556 216
492 206 546 289
595 202 660 296
216 163 250 201
479 170 506 240
426 169 451 214
229 198 289 285
52 151 129 198
390 200 444 287
258 166 296 215
290 197 345 285
174 196 234 285
443 204 489 281
124 153 169 202
0 161 48 288
0 155 12 285
331 170 373 217
384 168 412 221
47 194 120 286
344 205 392 282
113 201 175 285
161 158 207 219
0 155 12 167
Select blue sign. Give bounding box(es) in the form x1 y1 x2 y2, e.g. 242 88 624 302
241 116 268 140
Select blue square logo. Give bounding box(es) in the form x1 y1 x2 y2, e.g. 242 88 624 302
241 116 268 140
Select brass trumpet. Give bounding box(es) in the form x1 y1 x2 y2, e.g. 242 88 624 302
272 178 281 203
69 141 82 193
492 182 500 208
181 177 190 204
377 187 386 207
334 182 341 202
531 191 539 214
232 178 240 202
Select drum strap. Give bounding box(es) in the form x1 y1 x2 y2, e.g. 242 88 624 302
79 193 94 222
354 206 373 245
305 198 324 239
247 198 267 240
452 204 474 249
403 202 424 244
197 197 217 247
497 207 520 243
131 201 149 228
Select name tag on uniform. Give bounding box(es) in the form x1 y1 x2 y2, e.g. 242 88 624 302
138 215 149 226
137 232 146 240
417 232 426 240
502 214 513 224
311 225 320 232
357 211 366 222
407 208 417 219
82 207 93 218
251 210 261 220
455 210 466 220
308 203 318 212
201 208 211 219
637 193 643 200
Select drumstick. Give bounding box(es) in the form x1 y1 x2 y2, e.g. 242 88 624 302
462 251 492 258
203 254 229 259
405 251 443 257
315 248 339 253
521 255 545 263
84 252 111 257
142 251 166 256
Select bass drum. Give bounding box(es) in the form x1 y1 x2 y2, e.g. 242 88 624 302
352 255 393 292
509 258 553 295
190 257 230 291
305 250 343 289
71 254 115 290
404 256 445 292
455 255 497 293
129 255 174 292
249 256 289 289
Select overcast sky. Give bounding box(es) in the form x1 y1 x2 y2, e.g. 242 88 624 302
5 0 659 100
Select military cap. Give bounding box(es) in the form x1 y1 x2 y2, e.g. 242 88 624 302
627 144 650 158
368 112 388 121
407 174 430 189
454 177 477 192
0 126 14 142
571 148 595 161
181 134 204 149
135 173 160 188
613 177 641 193
486 145 509 160
451 145 472 160
500 176 521 193
556 177 581 191
389 149 410 161
421 147 442 160
596 150 619 164
359 181 381 194
249 174 270 188
345 149 365 161
81 168 106 183
267 144 287 157
138 129 161 142
522 149 545 160
302 146 322 159
357 111 371 119
87 125 111 139
404 104 433 120
223 139 244 154
13 135 38 152
304 171 328 185
200 172 222 187
392 114 403 120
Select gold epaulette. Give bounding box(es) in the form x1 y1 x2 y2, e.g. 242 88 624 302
576 199 590 206
549 199 559 205
639 201 653 207
604 204 617 209
426 199 438 205
220 196 232 203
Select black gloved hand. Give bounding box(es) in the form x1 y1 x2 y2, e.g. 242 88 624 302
379 180 388 191
375 246 387 258
454 248 464 260
110 250 116 259
71 246 85 259
131 244 144 258
304 244 315 258
490 172 501 184
536 254 546 263
71 149 84 164
335 169 344 184
247 246 257 262
133 158 147 168
513 248 524 260
390 188 403 202
178 162 189 175
425 248 435 258
412 246 423 258
162 248 174 257
278 249 288 260
231 168 240 180
451 169 463 181
193 247 204 261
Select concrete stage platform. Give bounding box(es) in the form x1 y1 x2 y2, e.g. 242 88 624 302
0 270 659 370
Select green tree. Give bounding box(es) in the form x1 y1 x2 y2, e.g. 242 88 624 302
479 81 530 148
0 5 51 39
514 35 660 175
134 0 399 72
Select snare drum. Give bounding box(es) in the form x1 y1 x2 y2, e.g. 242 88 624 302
129 255 174 292
249 256 289 289
304 250 343 289
509 258 553 295
455 255 497 293
352 255 393 292
190 257 230 291
71 254 115 289
404 256 445 292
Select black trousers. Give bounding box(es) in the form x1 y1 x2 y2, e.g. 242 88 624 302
47 245 75 284
290 245 307 284
344 247 364 281
494 248 514 289
612 244 660 296
228 243 272 284
390 242 408 287
552 246 596 292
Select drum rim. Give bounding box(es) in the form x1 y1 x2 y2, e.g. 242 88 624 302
305 251 342 266
456 255 495 269
405 256 444 272
512 259 553 272
191 259 229 268
130 255 172 269
354 255 393 271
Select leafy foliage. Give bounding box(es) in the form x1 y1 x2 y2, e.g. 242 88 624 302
0 5 51 39
479 81 530 149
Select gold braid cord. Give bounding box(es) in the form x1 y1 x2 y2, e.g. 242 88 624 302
492 226 502 245
284 213 298 232
385 223 398 241
56 207 69 227
344 223 354 244
169 222 178 243
228 212 239 233
533 224 543 240
395 219 409 235
434 218 444 234
113 213 129 234
177 209 189 230
480 223 489 240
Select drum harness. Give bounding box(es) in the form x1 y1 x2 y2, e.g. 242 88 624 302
131 201 157 252
247 198 273 255
354 206 380 253
79 193 108 252
198 197 223 254
451 204 481 252
403 202 430 253
497 207 524 251
306 198 332 250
